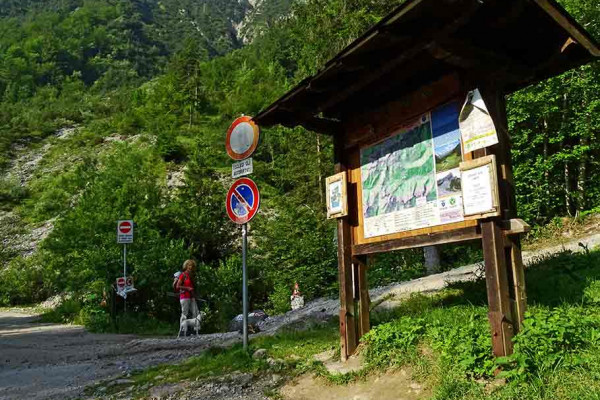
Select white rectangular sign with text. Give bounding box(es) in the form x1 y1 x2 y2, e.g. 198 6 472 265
232 158 253 178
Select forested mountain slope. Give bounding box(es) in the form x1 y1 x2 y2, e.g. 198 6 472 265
0 0 598 332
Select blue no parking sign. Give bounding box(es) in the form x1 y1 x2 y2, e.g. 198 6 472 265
226 177 260 224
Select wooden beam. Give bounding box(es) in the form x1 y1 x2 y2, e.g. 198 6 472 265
352 227 481 256
474 84 525 356
532 0 600 57
353 256 370 339
334 133 357 361
482 220 514 357
337 32 412 69
351 218 528 256
501 218 531 236
428 40 534 82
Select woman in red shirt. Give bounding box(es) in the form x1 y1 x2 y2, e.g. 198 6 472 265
177 259 198 319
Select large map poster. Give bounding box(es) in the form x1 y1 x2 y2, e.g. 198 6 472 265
360 102 464 238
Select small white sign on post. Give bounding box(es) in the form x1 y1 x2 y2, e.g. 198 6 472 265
117 220 134 244
232 158 253 178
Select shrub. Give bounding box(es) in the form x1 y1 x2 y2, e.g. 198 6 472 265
268 283 292 315
497 307 600 381
583 279 600 305
362 316 425 367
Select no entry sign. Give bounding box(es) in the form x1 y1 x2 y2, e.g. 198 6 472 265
116 277 126 292
226 116 260 160
117 220 134 243
226 178 260 224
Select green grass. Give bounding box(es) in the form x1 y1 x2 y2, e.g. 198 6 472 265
361 248 600 400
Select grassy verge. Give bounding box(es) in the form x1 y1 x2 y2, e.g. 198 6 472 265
102 247 600 399
361 248 600 400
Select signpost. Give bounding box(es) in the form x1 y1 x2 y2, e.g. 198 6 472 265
117 220 134 310
226 116 261 351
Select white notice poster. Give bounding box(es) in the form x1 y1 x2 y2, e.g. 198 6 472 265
459 89 499 153
461 164 495 216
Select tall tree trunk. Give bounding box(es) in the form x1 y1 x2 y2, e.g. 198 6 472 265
577 133 589 213
542 117 550 219
316 133 323 204
560 92 573 216
564 162 572 216
423 246 441 275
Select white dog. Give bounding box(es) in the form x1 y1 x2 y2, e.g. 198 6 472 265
178 311 206 338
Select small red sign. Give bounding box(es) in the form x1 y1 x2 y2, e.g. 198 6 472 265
226 178 260 224
119 221 132 234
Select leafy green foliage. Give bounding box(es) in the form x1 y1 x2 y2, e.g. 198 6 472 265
497 307 600 382
362 316 425 367
360 249 600 399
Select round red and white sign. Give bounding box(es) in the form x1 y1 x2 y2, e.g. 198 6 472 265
226 116 260 160
119 221 132 234
226 178 260 224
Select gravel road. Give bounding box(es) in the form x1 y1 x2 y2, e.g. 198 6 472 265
1 233 598 400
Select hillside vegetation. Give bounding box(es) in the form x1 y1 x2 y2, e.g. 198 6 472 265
0 0 599 336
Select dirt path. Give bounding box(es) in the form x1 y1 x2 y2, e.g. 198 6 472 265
0 312 239 400
281 370 429 400
1 233 598 399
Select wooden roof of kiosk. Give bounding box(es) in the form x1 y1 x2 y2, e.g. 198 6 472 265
253 0 600 362
254 0 599 133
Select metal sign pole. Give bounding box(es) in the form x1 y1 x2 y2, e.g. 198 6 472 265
242 223 248 351
123 243 127 313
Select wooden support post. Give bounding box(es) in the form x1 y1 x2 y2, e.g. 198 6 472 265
334 133 357 361
481 220 514 357
508 236 527 331
354 256 370 338
475 83 526 356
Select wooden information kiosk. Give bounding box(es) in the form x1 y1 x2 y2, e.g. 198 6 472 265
255 0 600 360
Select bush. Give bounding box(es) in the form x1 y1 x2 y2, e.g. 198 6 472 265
362 316 425 367
268 284 292 315
497 307 600 381
0 256 48 306
583 279 600 304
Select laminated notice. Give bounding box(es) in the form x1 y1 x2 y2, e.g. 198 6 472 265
459 89 499 153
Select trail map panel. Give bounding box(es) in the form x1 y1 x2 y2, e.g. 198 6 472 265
360 102 464 238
